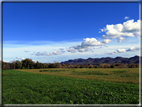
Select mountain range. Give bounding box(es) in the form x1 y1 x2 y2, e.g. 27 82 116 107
60 55 140 65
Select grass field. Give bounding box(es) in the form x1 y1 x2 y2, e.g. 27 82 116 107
3 68 139 104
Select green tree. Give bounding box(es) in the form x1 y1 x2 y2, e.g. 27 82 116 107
110 64 115 68
35 61 40 69
22 58 34 69
10 61 16 69
80 65 83 68
55 62 60 68
128 63 135 68
15 60 22 69
62 63 66 67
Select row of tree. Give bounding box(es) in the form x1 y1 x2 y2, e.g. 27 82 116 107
2 58 139 70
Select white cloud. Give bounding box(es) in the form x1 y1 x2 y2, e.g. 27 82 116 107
82 38 104 46
117 49 126 53
67 47 78 53
67 46 93 53
117 37 126 42
107 51 118 55
102 39 112 44
21 57 25 60
101 19 141 40
16 57 21 59
107 47 140 54
16 57 25 60
126 47 139 51
99 29 104 33
34 50 65 56
35 52 45 56
3 60 10 63
124 16 129 19
67 38 105 53
32 59 35 62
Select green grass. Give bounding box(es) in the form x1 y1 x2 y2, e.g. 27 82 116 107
111 70 128 74
72 70 109 75
120 74 139 77
3 69 139 104
39 69 65 72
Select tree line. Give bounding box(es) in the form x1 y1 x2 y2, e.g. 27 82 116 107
2 58 139 70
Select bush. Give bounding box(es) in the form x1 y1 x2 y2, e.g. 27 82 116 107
89 66 92 68
22 67 26 69
110 64 115 68
75 66 78 68
95 66 98 68
80 65 83 68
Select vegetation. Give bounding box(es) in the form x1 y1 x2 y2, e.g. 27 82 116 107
17 68 139 84
110 64 115 68
3 69 139 104
2 58 139 70
72 70 109 75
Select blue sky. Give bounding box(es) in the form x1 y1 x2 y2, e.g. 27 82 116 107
3 3 141 63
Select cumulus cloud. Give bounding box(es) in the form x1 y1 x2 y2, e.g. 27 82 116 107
68 46 93 53
117 49 126 53
34 50 65 56
126 47 139 51
35 52 45 56
124 16 129 19
67 38 106 53
102 39 112 44
117 37 126 42
67 47 78 53
107 51 118 55
107 47 140 54
82 38 105 46
101 19 141 42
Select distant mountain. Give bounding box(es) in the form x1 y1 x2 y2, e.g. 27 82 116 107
60 55 140 65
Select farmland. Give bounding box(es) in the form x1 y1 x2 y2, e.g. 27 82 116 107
3 68 139 104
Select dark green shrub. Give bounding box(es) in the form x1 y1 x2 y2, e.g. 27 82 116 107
80 65 83 68
22 67 26 69
110 64 115 68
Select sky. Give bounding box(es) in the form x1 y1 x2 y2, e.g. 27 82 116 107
3 2 141 63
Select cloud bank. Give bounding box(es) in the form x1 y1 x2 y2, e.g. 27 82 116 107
16 57 25 60
107 47 140 55
34 49 65 56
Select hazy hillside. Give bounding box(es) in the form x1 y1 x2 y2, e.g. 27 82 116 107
60 55 140 65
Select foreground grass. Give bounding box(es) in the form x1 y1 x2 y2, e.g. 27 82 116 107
3 69 139 104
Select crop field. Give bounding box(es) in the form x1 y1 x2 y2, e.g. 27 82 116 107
3 68 139 104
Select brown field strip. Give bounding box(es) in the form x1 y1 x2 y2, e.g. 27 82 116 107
16 68 139 84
